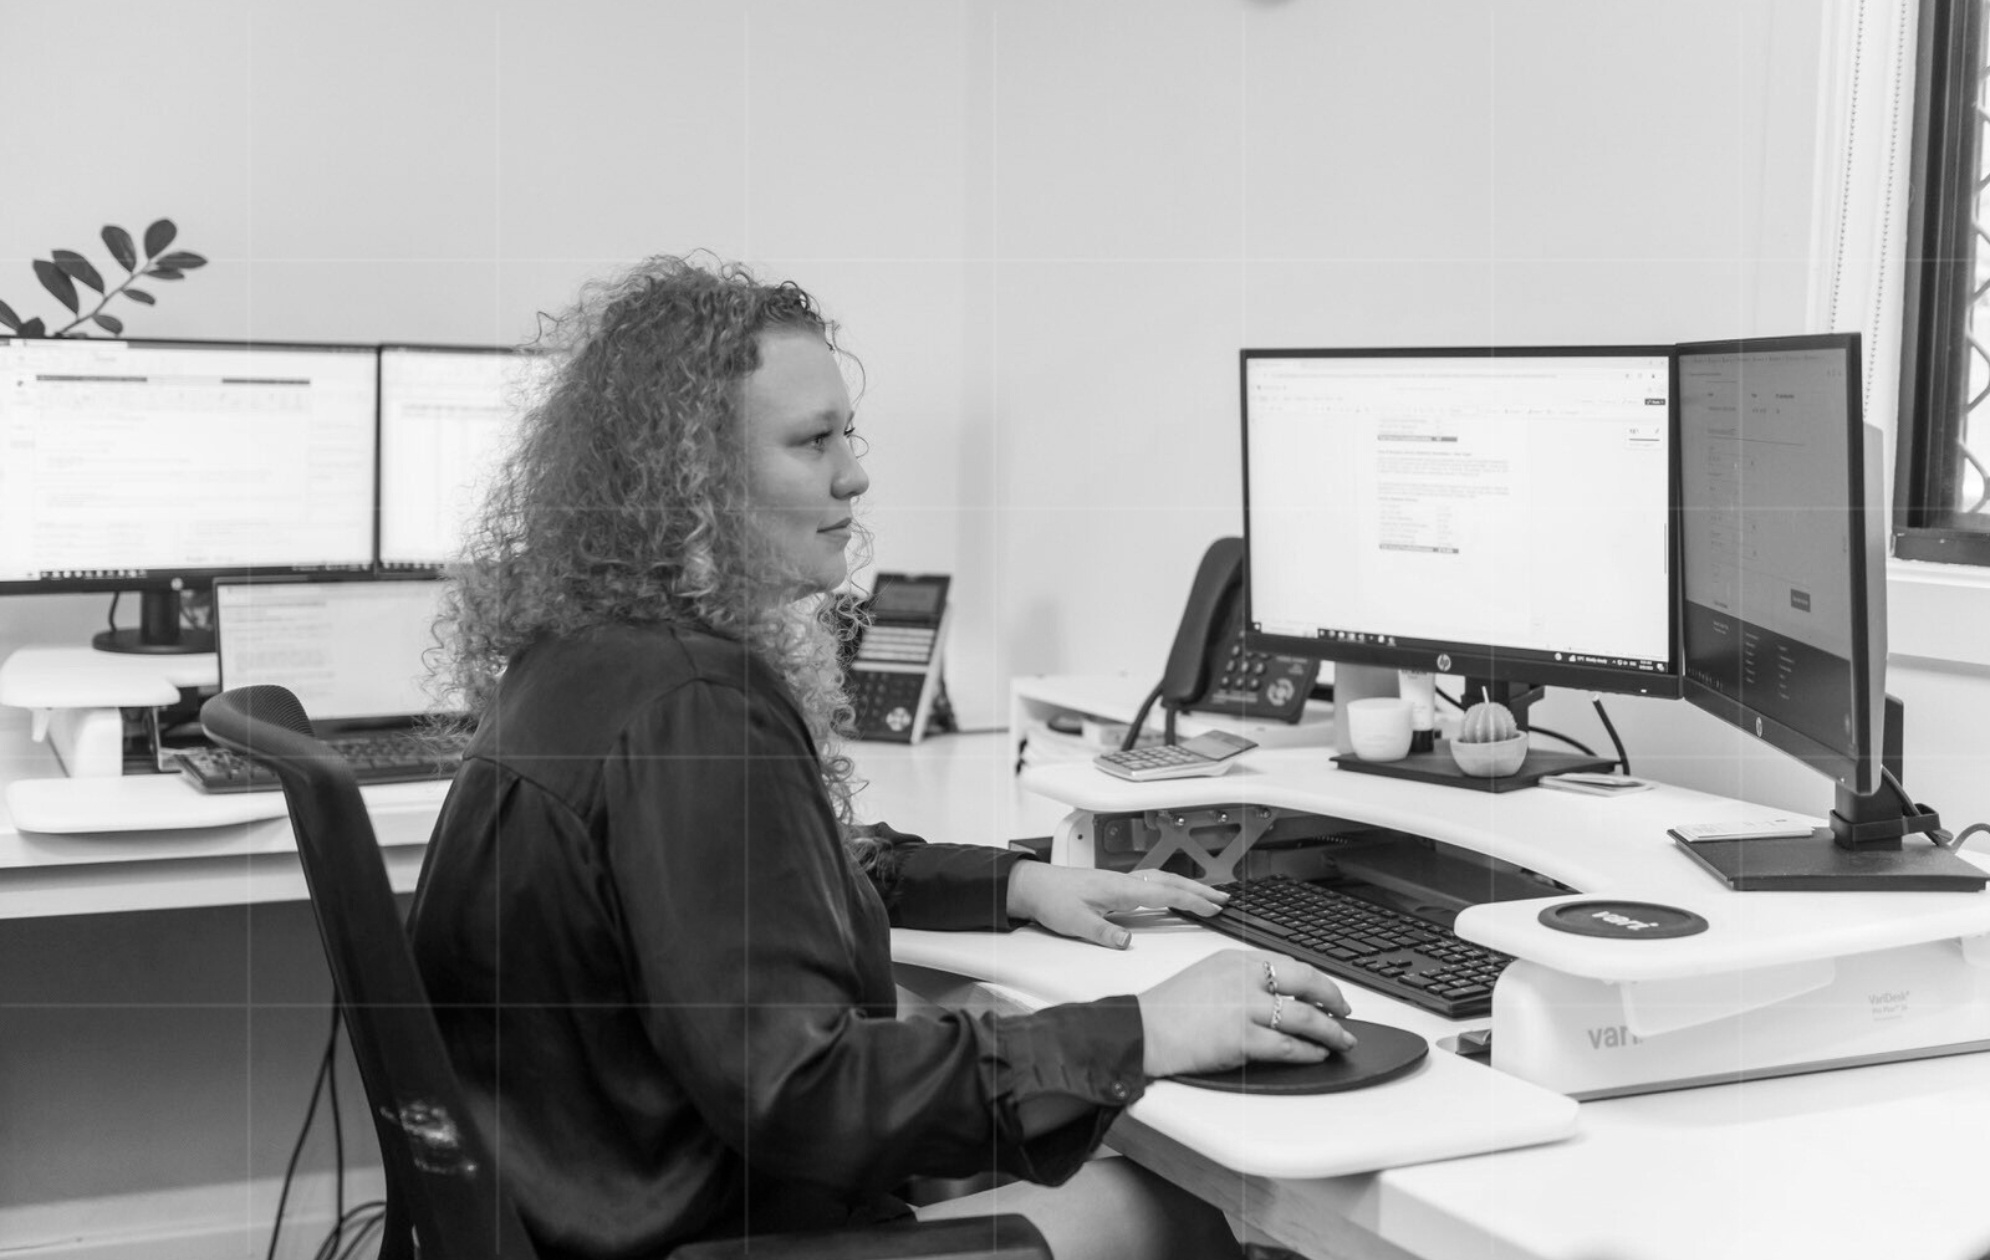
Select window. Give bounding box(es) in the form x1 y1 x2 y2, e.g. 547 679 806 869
1897 0 1990 565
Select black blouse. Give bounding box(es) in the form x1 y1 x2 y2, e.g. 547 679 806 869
406 624 1146 1259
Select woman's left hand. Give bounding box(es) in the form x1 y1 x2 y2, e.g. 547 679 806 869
1005 862 1230 950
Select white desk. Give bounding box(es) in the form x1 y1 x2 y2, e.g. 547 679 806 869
980 747 1990 1260
8 720 1990 1260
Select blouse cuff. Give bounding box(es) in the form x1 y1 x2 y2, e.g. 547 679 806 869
888 840 1033 933
989 994 1146 1185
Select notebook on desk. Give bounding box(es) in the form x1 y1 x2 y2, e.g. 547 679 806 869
173 578 468 792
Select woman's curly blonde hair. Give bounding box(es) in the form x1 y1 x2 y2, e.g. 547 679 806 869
433 254 872 830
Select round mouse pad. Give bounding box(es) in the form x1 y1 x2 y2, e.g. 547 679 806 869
1172 1019 1429 1095
1538 900 1709 939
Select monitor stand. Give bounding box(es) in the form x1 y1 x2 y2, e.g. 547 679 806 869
1334 745 1617 794
1331 677 1615 793
1672 770 1987 892
93 588 215 655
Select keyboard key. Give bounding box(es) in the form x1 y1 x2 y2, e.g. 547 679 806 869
1175 875 1512 1020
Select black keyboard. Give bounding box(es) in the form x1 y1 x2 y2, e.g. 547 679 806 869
1186 875 1512 1019
177 728 469 793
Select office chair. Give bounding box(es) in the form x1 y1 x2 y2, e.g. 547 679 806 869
200 685 1050 1260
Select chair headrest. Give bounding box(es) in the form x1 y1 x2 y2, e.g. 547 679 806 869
202 684 314 743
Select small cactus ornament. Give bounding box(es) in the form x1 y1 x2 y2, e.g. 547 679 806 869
1458 701 1519 744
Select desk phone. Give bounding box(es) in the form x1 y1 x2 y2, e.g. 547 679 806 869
1163 538 1316 725
849 572 950 743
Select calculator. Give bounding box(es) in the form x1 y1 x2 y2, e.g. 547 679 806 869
1093 730 1259 782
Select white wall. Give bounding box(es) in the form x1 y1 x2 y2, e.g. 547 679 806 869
0 0 1835 730
8 0 1990 1251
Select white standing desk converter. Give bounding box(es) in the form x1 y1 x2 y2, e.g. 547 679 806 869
1023 751 1990 1099
969 748 1990 1259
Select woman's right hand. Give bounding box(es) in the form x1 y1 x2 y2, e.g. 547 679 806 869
1135 950 1357 1078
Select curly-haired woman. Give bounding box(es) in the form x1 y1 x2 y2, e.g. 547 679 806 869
407 255 1355 1260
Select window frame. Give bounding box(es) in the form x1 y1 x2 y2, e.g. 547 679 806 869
1895 0 1990 566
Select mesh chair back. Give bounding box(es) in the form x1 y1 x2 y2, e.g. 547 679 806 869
202 685 537 1260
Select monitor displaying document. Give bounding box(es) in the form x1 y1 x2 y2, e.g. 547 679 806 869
1242 346 1680 702
377 344 557 570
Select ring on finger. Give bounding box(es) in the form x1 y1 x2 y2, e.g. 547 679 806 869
1269 993 1286 1031
1262 959 1279 996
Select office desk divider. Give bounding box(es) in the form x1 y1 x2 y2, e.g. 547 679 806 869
1021 756 1990 1101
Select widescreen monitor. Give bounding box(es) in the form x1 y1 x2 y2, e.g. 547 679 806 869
0 337 378 652
1673 332 1981 889
377 344 556 570
1242 346 1680 725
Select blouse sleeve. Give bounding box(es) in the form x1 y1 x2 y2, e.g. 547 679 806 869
861 821 1034 932
600 678 1145 1192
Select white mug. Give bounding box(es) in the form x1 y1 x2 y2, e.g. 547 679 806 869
1345 697 1414 762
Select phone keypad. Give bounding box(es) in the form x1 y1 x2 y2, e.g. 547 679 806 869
1201 639 1315 720
851 668 925 741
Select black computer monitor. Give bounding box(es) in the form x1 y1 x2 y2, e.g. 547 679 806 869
0 337 379 653
1241 345 1680 784
376 344 556 572
1674 332 1982 890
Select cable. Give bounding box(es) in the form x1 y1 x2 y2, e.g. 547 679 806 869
1591 695 1630 774
1525 725 1598 758
106 592 121 636
333 1207 387 1260
1952 823 1990 850
1119 683 1164 752
315 1200 387 1260
1435 685 1600 758
267 1007 341 1260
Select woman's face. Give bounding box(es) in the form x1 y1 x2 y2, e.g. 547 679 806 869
740 329 869 594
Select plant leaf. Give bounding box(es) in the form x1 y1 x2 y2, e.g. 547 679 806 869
102 225 137 271
123 288 156 305
19 318 46 337
143 218 177 258
34 259 79 313
147 267 185 281
93 313 124 335
0 299 19 332
154 251 207 271
53 249 105 293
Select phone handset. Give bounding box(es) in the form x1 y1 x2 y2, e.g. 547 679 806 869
1158 537 1247 710
1124 537 1318 751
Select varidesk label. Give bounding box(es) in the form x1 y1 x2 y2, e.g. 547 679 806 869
1586 1024 1645 1050
1539 901 1710 940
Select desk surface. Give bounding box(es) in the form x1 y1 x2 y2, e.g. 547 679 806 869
8 713 1990 1260
0 706 1050 919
